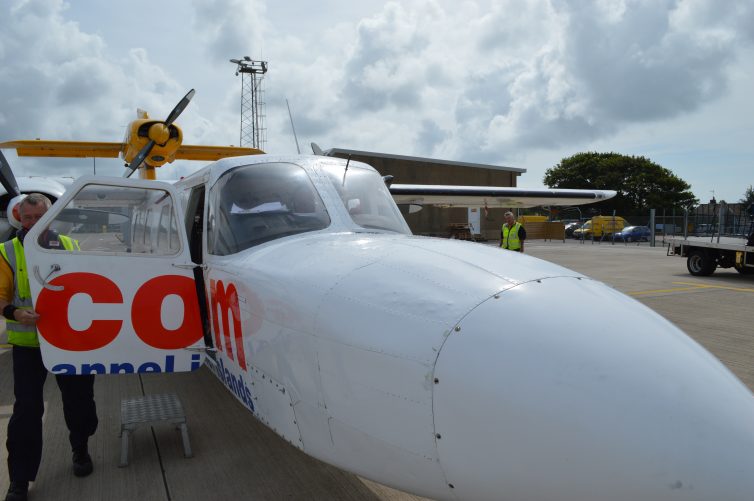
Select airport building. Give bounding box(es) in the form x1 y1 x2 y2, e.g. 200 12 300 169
324 148 525 241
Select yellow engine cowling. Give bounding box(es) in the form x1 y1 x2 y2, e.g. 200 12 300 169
121 119 184 168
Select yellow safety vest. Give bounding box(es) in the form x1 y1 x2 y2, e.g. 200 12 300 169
0 234 78 347
501 222 523 251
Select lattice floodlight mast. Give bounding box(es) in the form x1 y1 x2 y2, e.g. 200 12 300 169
230 57 268 150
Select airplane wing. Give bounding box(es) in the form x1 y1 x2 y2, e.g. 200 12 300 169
1 140 263 162
175 144 264 161
389 184 616 208
0 140 122 158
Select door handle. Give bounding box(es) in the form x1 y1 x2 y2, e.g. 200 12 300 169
183 346 217 353
33 264 64 291
172 262 207 270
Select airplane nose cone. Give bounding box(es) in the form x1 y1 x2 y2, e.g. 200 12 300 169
433 277 754 501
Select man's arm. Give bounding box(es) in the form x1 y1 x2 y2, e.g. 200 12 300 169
0 256 39 326
0 257 14 308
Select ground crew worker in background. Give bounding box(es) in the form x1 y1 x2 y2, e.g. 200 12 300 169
0 193 97 501
501 211 526 253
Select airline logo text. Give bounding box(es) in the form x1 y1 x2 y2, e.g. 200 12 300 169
35 272 203 374
210 279 247 369
210 356 255 411
209 278 253 410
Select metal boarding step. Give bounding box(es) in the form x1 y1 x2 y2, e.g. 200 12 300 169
119 393 193 467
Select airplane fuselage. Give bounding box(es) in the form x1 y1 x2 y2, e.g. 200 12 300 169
197 230 754 500
173 156 754 500
15 154 754 500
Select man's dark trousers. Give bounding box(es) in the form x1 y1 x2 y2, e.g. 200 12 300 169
6 346 98 482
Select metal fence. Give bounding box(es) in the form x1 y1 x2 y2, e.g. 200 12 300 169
561 203 754 246
640 204 752 245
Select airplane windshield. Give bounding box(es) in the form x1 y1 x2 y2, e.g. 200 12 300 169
207 162 330 255
322 164 409 234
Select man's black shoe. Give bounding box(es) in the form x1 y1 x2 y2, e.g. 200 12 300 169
72 448 94 477
4 481 28 501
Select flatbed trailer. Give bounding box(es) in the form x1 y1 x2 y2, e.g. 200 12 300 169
668 236 754 276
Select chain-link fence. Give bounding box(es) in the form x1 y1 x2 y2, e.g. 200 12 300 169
645 204 751 245
553 202 754 246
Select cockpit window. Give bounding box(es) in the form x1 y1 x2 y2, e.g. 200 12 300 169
322 163 409 234
207 162 330 255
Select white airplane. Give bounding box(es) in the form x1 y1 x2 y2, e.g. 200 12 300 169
1 94 753 500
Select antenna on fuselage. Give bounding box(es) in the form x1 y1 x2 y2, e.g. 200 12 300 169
342 155 351 186
285 98 301 154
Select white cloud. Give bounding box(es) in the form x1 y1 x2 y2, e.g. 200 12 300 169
191 0 266 63
0 0 752 200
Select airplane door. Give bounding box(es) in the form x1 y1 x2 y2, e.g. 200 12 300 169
23 176 206 375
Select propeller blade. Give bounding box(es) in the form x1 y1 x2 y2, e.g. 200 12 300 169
164 88 196 126
0 150 21 197
124 139 155 177
124 89 195 176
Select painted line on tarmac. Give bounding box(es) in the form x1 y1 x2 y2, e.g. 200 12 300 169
673 281 754 293
628 286 710 296
628 282 754 297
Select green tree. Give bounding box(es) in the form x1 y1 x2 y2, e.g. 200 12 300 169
740 185 754 206
543 152 698 214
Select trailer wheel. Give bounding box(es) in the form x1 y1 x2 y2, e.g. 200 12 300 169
687 250 716 276
735 264 754 275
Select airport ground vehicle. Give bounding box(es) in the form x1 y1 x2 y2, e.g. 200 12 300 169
571 220 591 239
572 216 628 239
668 236 754 276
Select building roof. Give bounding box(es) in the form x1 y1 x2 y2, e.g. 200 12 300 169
323 147 526 174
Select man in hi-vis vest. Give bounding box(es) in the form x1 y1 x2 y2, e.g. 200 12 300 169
0 193 97 501
500 211 527 253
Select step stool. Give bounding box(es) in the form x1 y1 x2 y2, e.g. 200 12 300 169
119 393 192 467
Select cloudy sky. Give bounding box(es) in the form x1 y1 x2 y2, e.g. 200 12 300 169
1 0 752 203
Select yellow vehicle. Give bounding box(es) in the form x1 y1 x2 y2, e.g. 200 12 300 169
572 216 627 239
518 215 548 224
572 220 592 239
